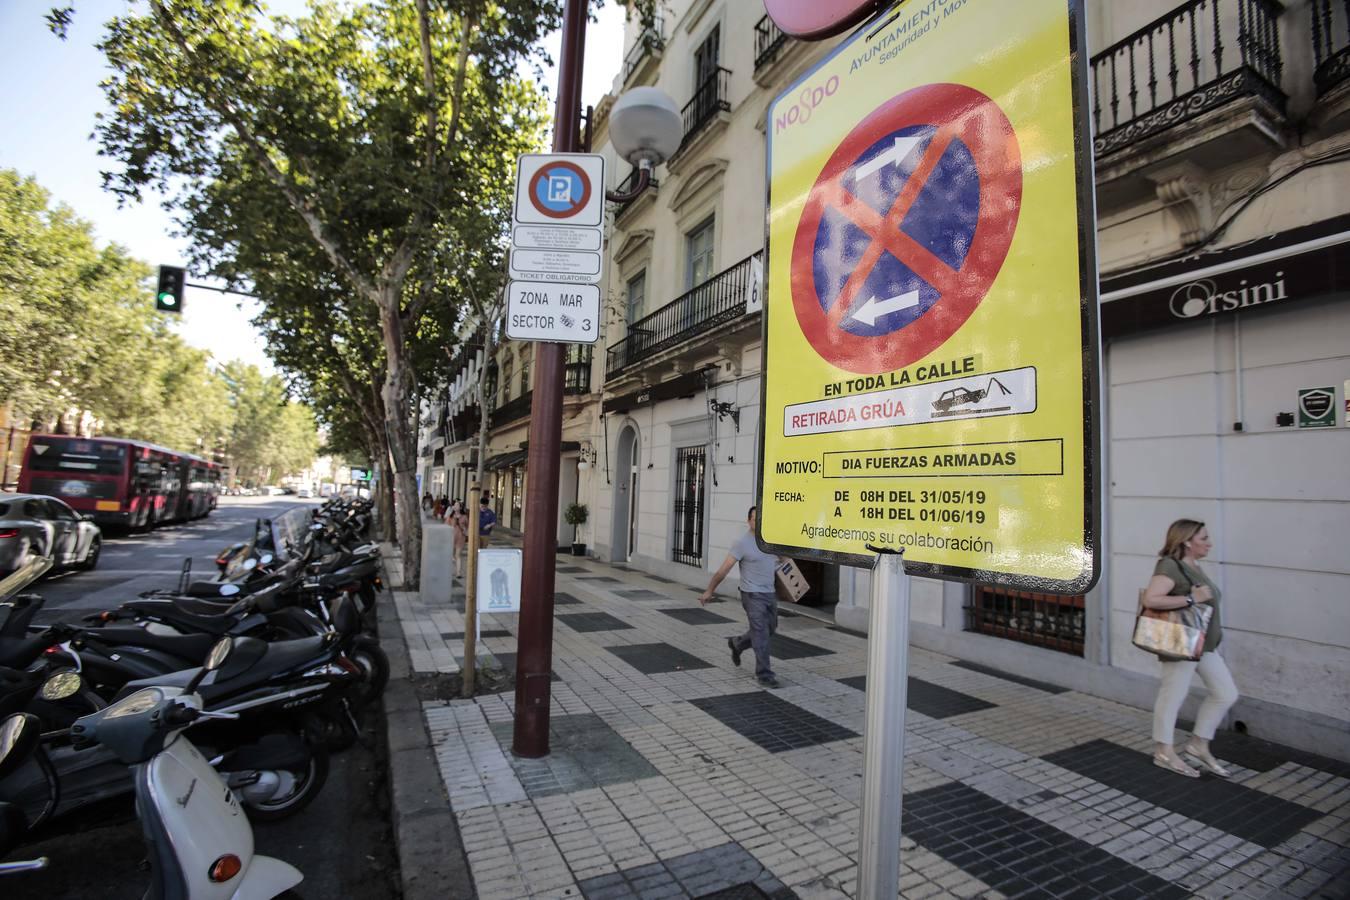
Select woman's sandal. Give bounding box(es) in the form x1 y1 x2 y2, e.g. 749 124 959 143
1153 752 1201 778
1182 743 1231 778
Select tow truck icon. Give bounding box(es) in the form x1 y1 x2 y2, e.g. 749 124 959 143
931 377 1013 418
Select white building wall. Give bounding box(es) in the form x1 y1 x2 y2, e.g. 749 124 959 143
1106 296 1350 724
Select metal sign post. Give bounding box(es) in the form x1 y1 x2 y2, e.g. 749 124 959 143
857 548 910 900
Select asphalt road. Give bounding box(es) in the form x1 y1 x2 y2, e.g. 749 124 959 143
6 496 401 899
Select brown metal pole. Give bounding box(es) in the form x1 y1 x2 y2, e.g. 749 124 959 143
512 0 587 759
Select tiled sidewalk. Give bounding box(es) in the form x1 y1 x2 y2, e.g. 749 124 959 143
394 546 1350 900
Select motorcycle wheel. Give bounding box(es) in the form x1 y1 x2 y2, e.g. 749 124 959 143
347 636 390 707
240 742 330 823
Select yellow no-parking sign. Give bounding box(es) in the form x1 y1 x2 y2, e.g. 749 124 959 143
757 0 1100 592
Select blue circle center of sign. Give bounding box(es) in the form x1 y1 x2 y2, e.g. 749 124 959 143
533 166 587 214
811 126 980 338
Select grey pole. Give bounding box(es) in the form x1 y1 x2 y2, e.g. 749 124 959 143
856 548 910 899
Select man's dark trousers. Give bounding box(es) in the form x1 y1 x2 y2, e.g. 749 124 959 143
733 590 779 679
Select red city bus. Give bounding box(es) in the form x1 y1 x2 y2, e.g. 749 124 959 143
17 435 219 530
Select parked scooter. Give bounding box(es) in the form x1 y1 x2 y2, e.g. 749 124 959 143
0 638 305 897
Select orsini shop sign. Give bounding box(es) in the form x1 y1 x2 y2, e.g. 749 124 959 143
1168 271 1288 320
1100 232 1348 339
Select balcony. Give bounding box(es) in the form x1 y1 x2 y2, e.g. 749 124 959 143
671 67 731 163
1090 0 1285 177
488 348 591 427
754 15 789 72
609 167 659 224
606 252 760 379
1312 0 1350 96
622 17 664 86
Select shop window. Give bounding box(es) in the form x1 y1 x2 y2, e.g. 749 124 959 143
672 445 706 566
966 586 1085 656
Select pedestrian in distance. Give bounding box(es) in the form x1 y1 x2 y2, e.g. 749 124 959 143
446 499 468 577
699 506 785 689
478 492 497 548
1142 518 1238 778
421 491 433 513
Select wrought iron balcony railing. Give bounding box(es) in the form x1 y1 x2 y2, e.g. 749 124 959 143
1090 0 1284 158
1312 0 1350 95
754 15 789 71
606 252 760 379
622 17 664 84
488 349 590 426
491 391 531 426
678 67 732 152
610 167 659 221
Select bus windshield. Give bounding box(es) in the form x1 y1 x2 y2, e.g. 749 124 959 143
26 438 127 476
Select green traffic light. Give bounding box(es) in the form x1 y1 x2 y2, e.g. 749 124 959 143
158 292 178 307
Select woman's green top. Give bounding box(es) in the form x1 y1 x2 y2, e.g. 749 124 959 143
1153 556 1222 654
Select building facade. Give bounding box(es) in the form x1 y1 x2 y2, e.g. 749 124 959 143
554 0 1349 757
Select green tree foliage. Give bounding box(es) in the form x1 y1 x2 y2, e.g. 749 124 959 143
219 361 319 484
0 168 317 475
90 0 553 583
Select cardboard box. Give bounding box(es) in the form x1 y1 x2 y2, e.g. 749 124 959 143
774 558 810 603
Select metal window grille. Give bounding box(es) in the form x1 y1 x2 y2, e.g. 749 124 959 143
965 586 1086 656
672 446 706 566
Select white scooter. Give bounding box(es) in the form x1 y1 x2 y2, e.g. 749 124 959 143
0 637 303 898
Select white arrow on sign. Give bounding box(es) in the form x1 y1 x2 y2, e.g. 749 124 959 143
854 136 925 183
850 290 921 326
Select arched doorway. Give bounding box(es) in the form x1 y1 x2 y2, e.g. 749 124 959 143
611 423 639 561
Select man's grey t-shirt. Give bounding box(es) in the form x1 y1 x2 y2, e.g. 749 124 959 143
731 530 778 594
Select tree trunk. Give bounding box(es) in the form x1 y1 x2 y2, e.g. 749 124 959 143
363 422 395 542
378 292 422 589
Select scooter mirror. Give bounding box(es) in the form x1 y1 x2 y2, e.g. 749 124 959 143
218 584 241 597
204 637 234 672
0 556 54 601
242 558 259 572
0 713 40 780
259 553 274 566
185 637 234 694
38 670 83 702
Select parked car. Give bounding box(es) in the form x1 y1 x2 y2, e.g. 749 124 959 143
0 493 102 575
296 488 312 498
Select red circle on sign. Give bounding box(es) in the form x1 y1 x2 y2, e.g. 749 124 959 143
791 83 1021 375
528 161 593 219
763 0 886 39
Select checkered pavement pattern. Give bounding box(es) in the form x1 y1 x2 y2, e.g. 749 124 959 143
393 546 1350 900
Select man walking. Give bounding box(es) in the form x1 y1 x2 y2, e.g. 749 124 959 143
699 506 783 688
478 491 497 547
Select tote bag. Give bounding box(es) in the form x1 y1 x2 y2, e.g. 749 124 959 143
1132 590 1212 661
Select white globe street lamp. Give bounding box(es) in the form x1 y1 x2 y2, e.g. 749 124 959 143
605 86 682 202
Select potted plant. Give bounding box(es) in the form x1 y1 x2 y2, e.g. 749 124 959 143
564 502 589 556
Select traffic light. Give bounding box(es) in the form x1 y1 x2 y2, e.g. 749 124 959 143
156 265 185 313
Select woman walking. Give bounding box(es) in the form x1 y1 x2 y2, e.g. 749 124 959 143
447 499 468 578
1142 519 1239 778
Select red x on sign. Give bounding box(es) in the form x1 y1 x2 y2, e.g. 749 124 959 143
790 82 1022 374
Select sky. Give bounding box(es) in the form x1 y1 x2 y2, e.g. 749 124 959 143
0 0 627 374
